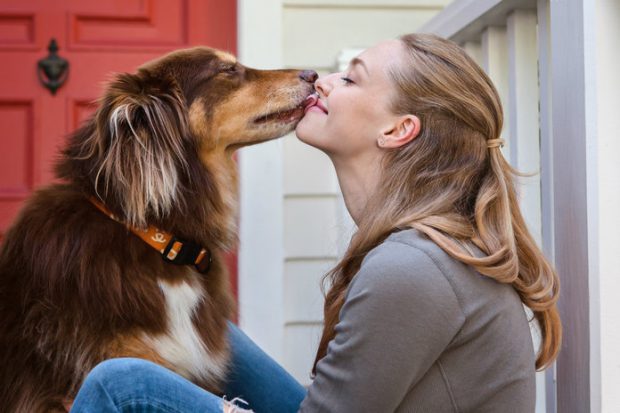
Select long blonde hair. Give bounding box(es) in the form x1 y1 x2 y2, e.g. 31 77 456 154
314 33 561 373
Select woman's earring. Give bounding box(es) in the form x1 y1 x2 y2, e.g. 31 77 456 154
378 137 386 147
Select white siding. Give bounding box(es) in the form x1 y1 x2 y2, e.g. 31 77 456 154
283 1 447 69
284 197 341 258
283 137 338 194
283 324 325 384
284 260 333 323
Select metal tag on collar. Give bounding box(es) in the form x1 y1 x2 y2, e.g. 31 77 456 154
194 251 212 274
162 236 200 265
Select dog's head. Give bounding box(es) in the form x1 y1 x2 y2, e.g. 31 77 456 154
63 47 316 229
134 47 317 152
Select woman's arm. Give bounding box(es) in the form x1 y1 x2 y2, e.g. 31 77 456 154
299 240 465 412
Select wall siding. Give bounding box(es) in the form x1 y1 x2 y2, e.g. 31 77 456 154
283 6 445 68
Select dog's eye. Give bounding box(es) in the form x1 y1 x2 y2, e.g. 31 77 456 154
222 65 237 74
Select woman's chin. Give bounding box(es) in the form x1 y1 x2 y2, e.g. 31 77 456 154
295 117 337 157
295 117 319 146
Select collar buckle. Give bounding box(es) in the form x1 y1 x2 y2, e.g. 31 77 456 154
162 236 212 274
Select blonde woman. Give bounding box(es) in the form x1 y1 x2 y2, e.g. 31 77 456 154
72 33 561 413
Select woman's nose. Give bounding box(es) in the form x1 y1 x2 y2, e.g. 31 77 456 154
314 76 330 97
299 70 318 83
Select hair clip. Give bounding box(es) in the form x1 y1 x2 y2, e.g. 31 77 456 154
487 138 505 149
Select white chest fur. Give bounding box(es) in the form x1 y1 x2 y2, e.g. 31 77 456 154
144 279 227 382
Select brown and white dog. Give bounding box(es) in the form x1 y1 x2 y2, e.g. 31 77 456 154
0 47 316 412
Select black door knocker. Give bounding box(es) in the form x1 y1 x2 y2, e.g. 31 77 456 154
37 38 69 95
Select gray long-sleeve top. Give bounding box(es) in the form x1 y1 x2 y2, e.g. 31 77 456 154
299 229 536 413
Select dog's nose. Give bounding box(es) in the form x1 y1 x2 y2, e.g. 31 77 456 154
299 70 318 83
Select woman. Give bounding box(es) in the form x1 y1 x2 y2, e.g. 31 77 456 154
71 33 561 412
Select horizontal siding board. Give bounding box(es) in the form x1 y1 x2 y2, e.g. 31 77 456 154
284 259 333 323
283 7 442 67
283 323 324 386
283 135 339 195
284 197 341 258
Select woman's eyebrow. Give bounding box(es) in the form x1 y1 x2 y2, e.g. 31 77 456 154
350 57 369 75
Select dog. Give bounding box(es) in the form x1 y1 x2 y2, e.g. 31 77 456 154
0 46 317 412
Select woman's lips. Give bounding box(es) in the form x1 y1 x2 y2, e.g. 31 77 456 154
303 95 328 115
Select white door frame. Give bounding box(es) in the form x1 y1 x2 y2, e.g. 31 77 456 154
237 0 286 361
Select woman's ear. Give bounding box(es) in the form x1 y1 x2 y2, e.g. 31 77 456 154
380 115 421 148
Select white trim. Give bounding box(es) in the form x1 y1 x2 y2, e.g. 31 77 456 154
420 0 536 43
283 0 448 8
584 0 600 410
593 1 620 410
237 0 286 361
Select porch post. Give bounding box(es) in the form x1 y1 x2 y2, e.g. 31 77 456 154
549 0 597 411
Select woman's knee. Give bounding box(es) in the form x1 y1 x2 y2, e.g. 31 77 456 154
84 357 158 389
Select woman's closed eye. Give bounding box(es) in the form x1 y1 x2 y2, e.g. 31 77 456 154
340 76 355 85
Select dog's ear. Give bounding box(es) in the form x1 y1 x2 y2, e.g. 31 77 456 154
94 70 190 227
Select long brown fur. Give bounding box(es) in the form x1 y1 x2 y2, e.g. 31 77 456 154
0 47 315 412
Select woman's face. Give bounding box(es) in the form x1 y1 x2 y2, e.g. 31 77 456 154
295 39 405 159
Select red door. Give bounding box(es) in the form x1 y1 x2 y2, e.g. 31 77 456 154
0 0 238 294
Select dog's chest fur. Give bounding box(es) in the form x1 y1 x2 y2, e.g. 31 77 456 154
143 278 227 382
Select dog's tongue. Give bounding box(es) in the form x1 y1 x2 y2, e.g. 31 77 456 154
303 94 318 109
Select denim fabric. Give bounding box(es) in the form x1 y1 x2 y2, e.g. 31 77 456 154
71 322 307 413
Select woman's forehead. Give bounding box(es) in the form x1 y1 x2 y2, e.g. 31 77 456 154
356 39 404 74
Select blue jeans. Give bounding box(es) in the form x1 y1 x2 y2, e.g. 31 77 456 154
71 323 307 412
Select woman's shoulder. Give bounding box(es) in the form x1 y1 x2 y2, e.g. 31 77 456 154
365 227 456 269
349 229 466 321
357 228 460 291
355 228 524 319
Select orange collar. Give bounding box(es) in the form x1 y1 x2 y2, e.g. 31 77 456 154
89 197 212 274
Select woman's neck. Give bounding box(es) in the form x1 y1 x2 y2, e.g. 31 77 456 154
330 153 382 225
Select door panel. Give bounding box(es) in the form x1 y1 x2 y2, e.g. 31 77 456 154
69 0 188 50
0 101 33 197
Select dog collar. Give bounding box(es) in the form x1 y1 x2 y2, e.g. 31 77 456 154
89 197 212 274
